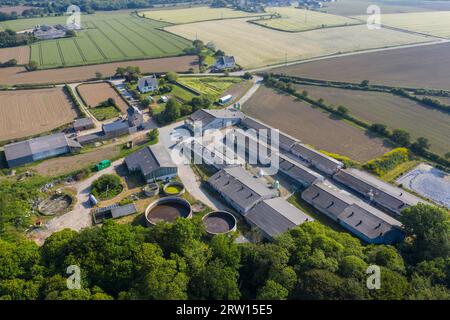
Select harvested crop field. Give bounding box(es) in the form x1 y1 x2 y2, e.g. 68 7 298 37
254 6 361 32
0 55 198 85
0 45 29 65
166 19 433 68
293 84 450 156
272 42 450 90
364 11 450 38
242 86 391 161
78 82 128 112
0 88 78 142
139 6 267 24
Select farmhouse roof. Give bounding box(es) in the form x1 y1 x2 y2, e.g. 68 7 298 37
125 144 176 177
138 75 158 89
4 133 80 162
334 168 427 213
73 117 94 130
216 55 235 66
244 197 314 238
208 166 277 211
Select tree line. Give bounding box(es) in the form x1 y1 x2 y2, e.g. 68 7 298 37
0 203 448 300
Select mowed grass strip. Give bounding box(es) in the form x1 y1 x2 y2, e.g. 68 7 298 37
294 84 450 156
254 6 361 32
139 6 268 24
166 19 433 68
242 86 391 162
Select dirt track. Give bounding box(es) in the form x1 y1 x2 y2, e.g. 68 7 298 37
0 55 198 85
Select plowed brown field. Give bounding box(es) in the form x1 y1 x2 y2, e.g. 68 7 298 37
77 82 128 112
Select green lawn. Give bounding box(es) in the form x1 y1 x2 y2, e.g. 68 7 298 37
90 105 120 121
178 77 242 99
1 12 191 68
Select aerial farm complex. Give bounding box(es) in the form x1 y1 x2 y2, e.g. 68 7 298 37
0 1 449 302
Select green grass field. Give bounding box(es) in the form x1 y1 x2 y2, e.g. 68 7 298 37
178 77 242 98
90 105 120 121
2 12 191 68
253 6 361 32
139 7 268 24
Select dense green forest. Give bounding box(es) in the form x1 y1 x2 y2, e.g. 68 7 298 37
0 203 448 300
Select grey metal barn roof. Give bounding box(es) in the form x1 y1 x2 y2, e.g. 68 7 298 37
208 166 277 211
290 143 342 173
244 197 314 238
334 168 427 214
73 117 94 129
302 182 402 242
188 109 244 128
102 121 129 133
240 116 298 149
278 155 324 186
125 144 176 177
188 109 216 127
4 133 80 162
93 203 137 219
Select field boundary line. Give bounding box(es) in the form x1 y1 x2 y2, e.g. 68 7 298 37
113 18 169 54
56 41 66 66
91 21 129 58
85 28 108 59
128 18 187 50
38 42 43 66
102 20 146 56
73 38 87 63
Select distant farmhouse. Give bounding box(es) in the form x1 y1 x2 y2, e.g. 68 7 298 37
33 23 81 40
125 144 177 182
214 56 236 70
137 75 158 93
4 133 81 168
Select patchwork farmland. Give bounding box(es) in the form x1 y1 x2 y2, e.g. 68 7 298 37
1 12 191 68
242 86 391 161
0 88 78 142
253 6 361 32
177 77 243 99
166 19 433 68
272 42 450 90
139 7 268 24
77 82 128 112
0 55 198 85
293 84 450 156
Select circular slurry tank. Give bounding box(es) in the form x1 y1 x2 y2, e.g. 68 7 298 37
145 197 192 226
143 183 159 197
202 211 237 235
163 181 185 196
38 193 73 216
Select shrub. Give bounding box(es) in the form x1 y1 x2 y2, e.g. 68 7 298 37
363 148 410 176
91 174 123 200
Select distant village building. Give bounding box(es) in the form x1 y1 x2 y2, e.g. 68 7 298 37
73 117 95 132
4 133 81 168
125 144 177 182
137 75 158 93
33 22 81 40
214 56 236 70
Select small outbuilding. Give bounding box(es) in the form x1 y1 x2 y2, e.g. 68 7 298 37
73 117 95 132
